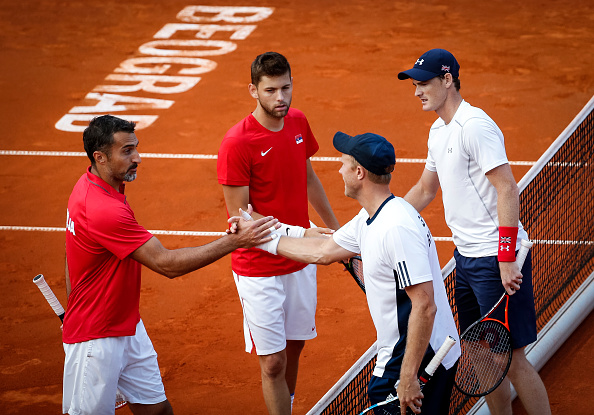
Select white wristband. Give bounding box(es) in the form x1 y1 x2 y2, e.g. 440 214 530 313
238 210 299 254
257 234 281 255
278 223 306 238
240 209 279 234
239 208 281 254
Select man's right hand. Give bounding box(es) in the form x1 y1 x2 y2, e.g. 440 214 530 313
228 211 280 249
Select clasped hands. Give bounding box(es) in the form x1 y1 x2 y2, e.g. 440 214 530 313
227 204 333 253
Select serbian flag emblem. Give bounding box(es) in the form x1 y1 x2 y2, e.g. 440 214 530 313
295 134 303 144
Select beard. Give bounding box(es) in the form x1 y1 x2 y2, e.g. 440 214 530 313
123 172 137 182
123 164 138 182
260 99 291 119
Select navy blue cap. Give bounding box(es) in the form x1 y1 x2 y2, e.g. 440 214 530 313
398 49 460 81
333 132 395 176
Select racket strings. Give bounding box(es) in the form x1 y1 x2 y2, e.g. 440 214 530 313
115 389 128 409
375 406 399 415
456 320 512 395
372 402 414 415
351 258 365 285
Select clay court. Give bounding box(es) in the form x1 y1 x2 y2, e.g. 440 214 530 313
1 1 593 414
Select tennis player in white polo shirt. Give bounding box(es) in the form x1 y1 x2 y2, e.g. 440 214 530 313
254 131 460 415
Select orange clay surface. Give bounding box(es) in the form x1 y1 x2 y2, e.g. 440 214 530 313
0 1 593 414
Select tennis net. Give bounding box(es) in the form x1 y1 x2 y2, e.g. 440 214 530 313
307 95 594 415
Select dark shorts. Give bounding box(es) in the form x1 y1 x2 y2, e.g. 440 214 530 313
454 249 537 349
367 349 457 415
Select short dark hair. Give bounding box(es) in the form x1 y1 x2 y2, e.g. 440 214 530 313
251 52 291 86
347 155 392 185
83 115 136 165
439 74 461 91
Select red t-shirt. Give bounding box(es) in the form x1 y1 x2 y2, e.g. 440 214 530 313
63 168 153 343
217 108 319 277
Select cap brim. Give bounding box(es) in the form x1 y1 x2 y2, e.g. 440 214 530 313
333 131 355 154
397 68 439 81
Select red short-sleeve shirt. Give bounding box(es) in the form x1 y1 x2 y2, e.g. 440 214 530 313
217 108 319 277
63 168 153 343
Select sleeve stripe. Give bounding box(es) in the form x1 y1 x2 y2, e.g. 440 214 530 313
395 261 411 289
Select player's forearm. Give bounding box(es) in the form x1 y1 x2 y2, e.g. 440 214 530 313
486 164 520 228
156 235 241 278
277 236 335 265
306 161 340 229
404 170 439 213
404 182 435 213
496 183 520 227
132 234 239 278
307 178 340 230
400 297 436 380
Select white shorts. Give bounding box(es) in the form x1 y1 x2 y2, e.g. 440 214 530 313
234 264 318 355
62 320 167 415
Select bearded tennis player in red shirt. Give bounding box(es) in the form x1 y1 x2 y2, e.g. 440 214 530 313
63 115 278 415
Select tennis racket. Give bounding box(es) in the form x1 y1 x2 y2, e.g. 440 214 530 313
342 255 366 293
454 239 533 397
359 336 457 415
33 274 128 410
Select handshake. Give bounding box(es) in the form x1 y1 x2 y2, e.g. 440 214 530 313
227 204 333 254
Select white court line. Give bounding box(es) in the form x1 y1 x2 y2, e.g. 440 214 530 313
0 151 536 237
0 226 225 237
1 226 592 245
0 150 536 165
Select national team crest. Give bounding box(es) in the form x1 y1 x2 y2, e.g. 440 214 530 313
295 134 303 144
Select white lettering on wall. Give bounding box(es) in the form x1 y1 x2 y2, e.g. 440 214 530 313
69 93 174 113
55 6 274 132
56 115 160 132
176 6 274 23
138 40 237 57
154 24 256 40
95 75 201 94
114 57 217 75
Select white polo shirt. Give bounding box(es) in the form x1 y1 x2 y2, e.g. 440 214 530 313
333 195 460 378
425 100 528 257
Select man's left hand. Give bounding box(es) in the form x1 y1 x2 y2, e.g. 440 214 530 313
499 261 522 295
396 376 423 415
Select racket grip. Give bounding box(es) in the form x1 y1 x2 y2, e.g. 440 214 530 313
422 336 457 379
516 239 533 269
33 274 65 322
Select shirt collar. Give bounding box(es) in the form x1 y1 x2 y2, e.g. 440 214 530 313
449 99 468 125
85 166 127 203
366 194 395 225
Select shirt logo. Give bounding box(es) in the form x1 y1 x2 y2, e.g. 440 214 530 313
295 134 303 144
66 209 76 236
448 148 453 153
261 147 273 156
417 214 426 227
416 58 424 66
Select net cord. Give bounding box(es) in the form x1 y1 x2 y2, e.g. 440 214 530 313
307 343 378 414
517 95 594 193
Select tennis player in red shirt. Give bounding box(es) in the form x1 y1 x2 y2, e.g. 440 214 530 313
217 52 339 415
63 115 278 415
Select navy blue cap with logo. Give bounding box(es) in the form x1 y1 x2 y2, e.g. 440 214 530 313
333 132 395 176
398 48 460 81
